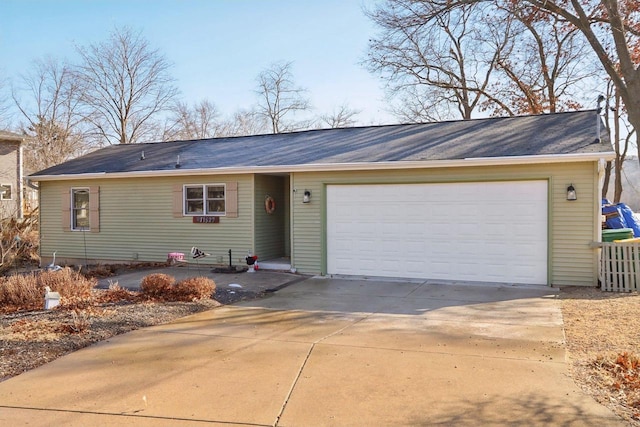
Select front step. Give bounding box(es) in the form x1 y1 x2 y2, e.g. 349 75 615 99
258 258 292 271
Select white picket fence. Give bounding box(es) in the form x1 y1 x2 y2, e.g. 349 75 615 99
600 242 640 292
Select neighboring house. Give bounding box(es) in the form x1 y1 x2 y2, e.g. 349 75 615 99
0 130 25 219
29 110 614 287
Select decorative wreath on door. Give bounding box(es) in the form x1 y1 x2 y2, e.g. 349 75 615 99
265 196 276 214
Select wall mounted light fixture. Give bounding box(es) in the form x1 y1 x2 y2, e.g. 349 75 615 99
303 190 311 203
567 184 577 201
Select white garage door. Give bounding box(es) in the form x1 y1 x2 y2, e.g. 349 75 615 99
326 181 548 285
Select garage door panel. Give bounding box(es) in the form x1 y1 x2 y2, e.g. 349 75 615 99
326 182 548 285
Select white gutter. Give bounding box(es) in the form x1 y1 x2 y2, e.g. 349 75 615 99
29 151 616 182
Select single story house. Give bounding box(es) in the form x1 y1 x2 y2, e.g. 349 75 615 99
30 110 614 286
0 130 25 219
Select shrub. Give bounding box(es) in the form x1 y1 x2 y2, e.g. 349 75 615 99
0 273 41 310
0 212 40 274
99 282 140 303
38 268 96 307
140 273 175 300
57 310 91 334
0 268 96 312
173 277 216 301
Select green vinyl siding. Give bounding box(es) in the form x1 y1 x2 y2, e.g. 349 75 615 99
254 175 286 260
291 161 599 286
39 160 601 286
39 175 253 265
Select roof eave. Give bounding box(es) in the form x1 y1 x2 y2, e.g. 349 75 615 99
0 135 24 143
28 151 616 182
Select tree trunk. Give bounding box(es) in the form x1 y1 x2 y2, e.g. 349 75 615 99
614 159 624 203
602 160 612 200
120 118 127 144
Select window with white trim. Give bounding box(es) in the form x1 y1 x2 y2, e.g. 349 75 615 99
0 184 12 200
71 188 90 230
184 184 226 215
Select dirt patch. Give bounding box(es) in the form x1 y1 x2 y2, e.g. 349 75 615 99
560 286 640 425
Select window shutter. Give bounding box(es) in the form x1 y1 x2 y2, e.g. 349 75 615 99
173 185 183 218
226 182 238 218
61 190 71 232
89 186 100 233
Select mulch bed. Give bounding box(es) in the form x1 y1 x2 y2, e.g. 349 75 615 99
0 285 265 382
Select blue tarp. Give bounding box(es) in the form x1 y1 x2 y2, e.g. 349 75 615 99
602 202 640 237
603 204 628 229
618 203 640 237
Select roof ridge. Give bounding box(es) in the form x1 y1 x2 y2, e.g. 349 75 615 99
136 109 598 145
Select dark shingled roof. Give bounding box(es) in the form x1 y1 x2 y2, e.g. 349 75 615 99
32 110 611 177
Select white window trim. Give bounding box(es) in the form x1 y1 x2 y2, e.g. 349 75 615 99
71 187 90 231
0 184 12 200
183 184 227 216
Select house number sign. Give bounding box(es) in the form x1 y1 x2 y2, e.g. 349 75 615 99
192 216 220 224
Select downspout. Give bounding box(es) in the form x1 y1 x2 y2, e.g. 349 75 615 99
596 158 606 287
597 158 605 243
289 174 296 273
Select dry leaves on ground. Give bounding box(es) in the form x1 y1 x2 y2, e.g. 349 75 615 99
560 286 640 425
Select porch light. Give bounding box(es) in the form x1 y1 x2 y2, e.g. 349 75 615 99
567 184 577 201
303 190 311 203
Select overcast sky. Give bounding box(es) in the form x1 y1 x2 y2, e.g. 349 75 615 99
0 0 396 127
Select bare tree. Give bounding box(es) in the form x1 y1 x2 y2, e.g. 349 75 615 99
255 61 312 133
387 85 456 123
318 104 361 128
0 74 12 127
12 57 88 171
525 0 640 136
75 26 178 144
602 84 636 203
483 3 596 115
0 213 38 273
406 1 639 158
216 108 267 137
366 0 596 121
162 100 221 141
365 2 512 120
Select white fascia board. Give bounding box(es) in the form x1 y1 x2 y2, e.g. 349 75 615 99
29 151 616 182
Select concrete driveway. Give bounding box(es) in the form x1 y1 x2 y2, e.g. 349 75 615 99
0 277 622 426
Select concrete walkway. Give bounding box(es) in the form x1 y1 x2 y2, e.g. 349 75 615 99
0 277 623 426
96 265 301 293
